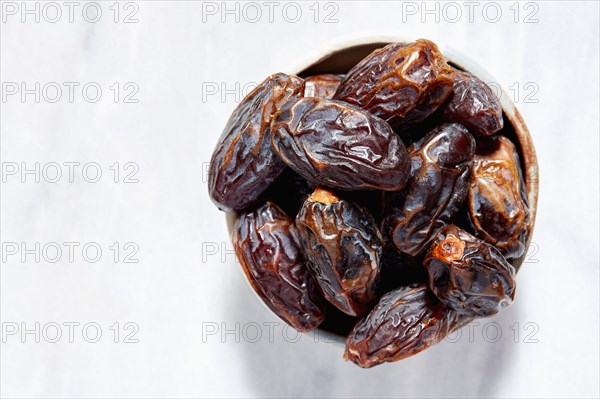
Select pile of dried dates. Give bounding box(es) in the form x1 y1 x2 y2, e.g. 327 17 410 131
208 39 532 368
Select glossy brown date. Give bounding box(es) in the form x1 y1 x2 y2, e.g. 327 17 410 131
467 136 531 259
424 225 516 317
304 74 344 99
333 39 455 129
442 69 504 136
296 188 382 316
382 123 475 256
271 97 410 191
208 73 304 212
233 201 326 331
344 284 464 368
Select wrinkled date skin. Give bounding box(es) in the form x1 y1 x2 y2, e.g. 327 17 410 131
382 123 475 256
467 136 531 259
333 39 455 130
442 69 504 136
304 74 344 99
208 73 304 212
271 97 410 191
344 284 464 368
424 225 516 317
296 188 382 316
233 201 326 331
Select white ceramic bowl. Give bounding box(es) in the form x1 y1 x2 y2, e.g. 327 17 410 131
225 35 538 346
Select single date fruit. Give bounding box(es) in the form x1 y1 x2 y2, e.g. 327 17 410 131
233 201 326 331
467 136 531 259
424 225 516 317
304 74 344 99
271 97 410 191
344 284 464 368
442 69 504 136
333 39 455 130
296 187 382 316
382 123 475 256
208 73 304 212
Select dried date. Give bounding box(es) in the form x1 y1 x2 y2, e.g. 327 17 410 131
382 123 475 256
344 284 464 368
233 201 326 331
304 74 343 99
442 69 504 136
467 136 530 259
424 225 516 317
271 97 410 191
208 73 304 212
296 188 382 316
333 39 455 129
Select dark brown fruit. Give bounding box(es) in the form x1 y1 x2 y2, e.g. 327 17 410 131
271 97 410 191
233 201 326 332
296 188 382 316
333 39 455 130
304 74 344 99
467 136 531 259
209 38 534 365
442 69 504 136
208 73 304 212
424 225 516 317
382 123 475 256
345 284 464 368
